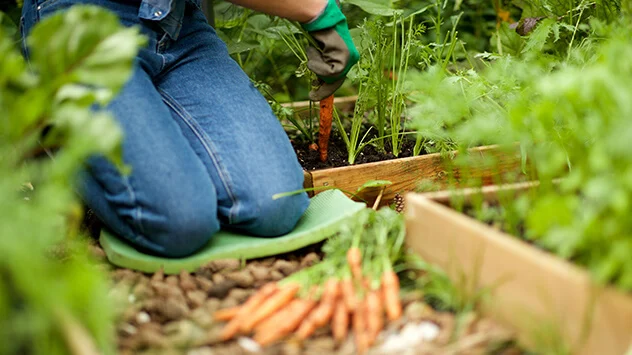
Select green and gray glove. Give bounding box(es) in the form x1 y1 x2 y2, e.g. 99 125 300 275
302 0 360 101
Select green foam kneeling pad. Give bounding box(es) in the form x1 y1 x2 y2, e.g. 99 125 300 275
100 189 366 274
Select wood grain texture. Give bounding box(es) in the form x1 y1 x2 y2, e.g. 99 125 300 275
282 95 358 119
404 189 632 355
305 145 526 207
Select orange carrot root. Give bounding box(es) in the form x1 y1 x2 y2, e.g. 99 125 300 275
347 247 363 281
254 298 317 346
382 271 402 321
366 289 384 346
219 283 278 341
240 282 300 333
318 94 334 162
353 299 369 354
296 279 340 340
341 278 357 312
331 299 349 343
213 306 241 321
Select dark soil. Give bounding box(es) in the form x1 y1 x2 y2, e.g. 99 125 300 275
292 132 420 171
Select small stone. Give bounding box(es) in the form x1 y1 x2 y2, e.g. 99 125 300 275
187 290 208 309
164 320 206 348
248 264 270 282
136 311 151 324
418 321 441 341
238 337 262 353
144 298 189 321
120 304 142 323
204 298 221 314
137 325 167 349
206 259 241 273
118 323 137 336
151 281 186 302
132 282 154 300
207 280 237 299
151 268 165 282
139 321 162 334
259 258 276 267
211 273 225 284
227 288 252 304
165 275 179 287
300 252 320 268
224 270 254 288
189 307 213 329
195 276 214 292
180 270 198 292
220 297 239 310
270 270 284 281
273 259 297 276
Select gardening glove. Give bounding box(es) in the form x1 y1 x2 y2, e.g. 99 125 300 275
302 0 360 101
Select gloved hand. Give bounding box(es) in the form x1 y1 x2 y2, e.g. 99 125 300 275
301 0 360 101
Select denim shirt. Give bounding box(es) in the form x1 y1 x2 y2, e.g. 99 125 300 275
141 0 200 40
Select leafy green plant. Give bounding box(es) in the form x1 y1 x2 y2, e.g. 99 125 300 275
0 5 144 354
411 4 632 292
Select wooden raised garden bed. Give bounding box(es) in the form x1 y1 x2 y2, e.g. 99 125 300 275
403 182 632 355
287 96 528 206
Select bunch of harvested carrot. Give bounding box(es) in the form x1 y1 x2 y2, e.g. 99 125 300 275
213 253 402 352
213 208 406 353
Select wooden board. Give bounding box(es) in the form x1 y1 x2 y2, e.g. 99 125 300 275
281 95 358 119
304 145 526 206
404 186 632 355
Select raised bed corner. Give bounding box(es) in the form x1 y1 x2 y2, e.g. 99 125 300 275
403 183 632 355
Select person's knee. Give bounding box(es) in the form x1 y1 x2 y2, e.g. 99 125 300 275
148 205 220 258
239 190 310 237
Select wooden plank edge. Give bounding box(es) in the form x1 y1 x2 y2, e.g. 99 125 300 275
309 144 524 207
404 192 632 355
281 95 358 111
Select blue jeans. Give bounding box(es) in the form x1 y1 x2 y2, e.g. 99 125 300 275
21 0 309 257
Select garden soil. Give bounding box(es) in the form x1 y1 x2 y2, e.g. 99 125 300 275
292 134 418 171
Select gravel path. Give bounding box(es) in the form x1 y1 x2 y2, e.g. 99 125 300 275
91 243 522 355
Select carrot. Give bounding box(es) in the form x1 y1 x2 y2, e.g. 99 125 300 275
318 94 334 162
219 283 278 341
365 289 384 345
296 279 340 340
240 282 300 333
347 247 363 281
381 270 402 321
331 299 349 343
353 298 369 354
213 306 241 321
254 298 317 346
341 278 357 312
